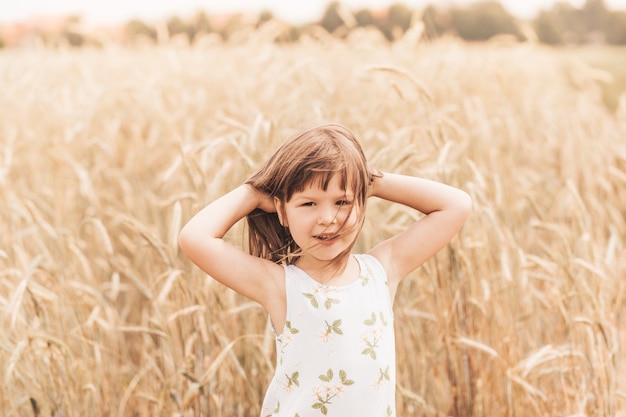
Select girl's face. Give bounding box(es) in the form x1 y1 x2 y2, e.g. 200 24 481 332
276 174 361 270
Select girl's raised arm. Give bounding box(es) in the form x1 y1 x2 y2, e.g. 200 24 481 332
368 173 472 292
178 185 284 310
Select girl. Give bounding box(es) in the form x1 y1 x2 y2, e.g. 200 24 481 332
178 123 472 416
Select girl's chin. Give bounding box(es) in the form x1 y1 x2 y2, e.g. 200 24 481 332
301 243 349 262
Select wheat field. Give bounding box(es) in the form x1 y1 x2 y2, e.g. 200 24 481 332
1 25 626 417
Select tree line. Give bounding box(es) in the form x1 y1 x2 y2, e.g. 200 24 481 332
130 0 626 45
5 0 626 47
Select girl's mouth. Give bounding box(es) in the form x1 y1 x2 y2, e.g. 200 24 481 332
315 234 337 242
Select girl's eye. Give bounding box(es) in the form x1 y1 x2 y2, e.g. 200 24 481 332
302 202 315 207
337 200 352 206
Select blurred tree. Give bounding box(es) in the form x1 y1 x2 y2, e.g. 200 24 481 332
450 1 523 41
189 11 212 40
354 8 374 27
257 10 274 27
61 15 86 47
320 1 344 33
62 30 85 47
605 11 626 44
379 2 413 40
166 16 189 40
276 25 305 43
530 1 613 44
125 19 157 43
581 0 610 31
534 10 564 44
553 2 585 43
220 15 250 40
422 4 451 39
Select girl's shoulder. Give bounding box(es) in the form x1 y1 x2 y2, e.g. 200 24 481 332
355 253 388 280
361 251 398 302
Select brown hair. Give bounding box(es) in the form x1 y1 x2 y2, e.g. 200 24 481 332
245 123 379 265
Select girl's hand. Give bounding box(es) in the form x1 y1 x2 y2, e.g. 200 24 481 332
367 168 383 198
248 185 277 213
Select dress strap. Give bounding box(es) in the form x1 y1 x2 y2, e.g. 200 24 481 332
356 254 389 283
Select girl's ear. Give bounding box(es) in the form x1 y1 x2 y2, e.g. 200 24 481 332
274 197 288 227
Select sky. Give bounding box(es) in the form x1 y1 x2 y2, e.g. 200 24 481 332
1 0 626 25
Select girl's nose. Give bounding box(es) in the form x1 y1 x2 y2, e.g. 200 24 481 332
318 206 338 225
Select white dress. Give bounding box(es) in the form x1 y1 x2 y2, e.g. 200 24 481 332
260 254 396 417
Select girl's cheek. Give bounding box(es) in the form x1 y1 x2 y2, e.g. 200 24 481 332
338 207 351 221
344 208 359 226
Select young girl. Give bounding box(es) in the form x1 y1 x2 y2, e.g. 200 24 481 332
178 123 472 416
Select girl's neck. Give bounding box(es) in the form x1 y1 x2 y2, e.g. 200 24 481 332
296 255 359 286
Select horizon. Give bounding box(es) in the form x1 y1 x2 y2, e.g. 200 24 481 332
2 0 626 26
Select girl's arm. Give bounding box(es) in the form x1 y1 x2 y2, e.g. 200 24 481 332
368 172 472 291
178 185 284 311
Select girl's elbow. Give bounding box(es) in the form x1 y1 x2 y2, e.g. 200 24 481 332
459 191 473 220
178 224 196 254
461 190 473 212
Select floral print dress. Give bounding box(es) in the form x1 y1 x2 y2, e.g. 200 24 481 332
261 254 396 417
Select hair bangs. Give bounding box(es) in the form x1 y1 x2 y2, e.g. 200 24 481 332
284 146 367 206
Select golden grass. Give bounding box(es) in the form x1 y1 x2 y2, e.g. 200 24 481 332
1 27 625 416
